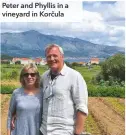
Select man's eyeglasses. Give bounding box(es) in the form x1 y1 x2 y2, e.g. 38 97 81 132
23 73 37 77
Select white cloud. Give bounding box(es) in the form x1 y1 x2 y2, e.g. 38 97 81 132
110 1 125 18
1 1 125 48
85 1 125 22
83 10 103 21
107 25 125 37
69 10 106 32
109 37 118 42
89 38 101 44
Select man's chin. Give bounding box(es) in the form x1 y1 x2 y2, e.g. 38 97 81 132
50 66 58 72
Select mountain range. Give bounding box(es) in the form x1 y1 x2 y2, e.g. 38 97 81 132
1 30 124 58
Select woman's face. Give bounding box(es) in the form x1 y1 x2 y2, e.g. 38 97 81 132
23 68 37 88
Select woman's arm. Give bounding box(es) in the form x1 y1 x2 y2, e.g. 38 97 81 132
7 92 16 135
11 113 16 130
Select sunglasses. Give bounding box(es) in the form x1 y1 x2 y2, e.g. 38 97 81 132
23 73 37 77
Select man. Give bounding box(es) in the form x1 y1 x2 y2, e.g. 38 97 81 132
40 44 88 135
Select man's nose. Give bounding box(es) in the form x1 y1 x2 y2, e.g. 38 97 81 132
50 56 55 60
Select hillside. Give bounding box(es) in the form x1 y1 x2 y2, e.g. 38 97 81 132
1 54 13 60
1 30 124 58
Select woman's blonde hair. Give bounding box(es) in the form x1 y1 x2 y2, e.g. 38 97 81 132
20 63 40 88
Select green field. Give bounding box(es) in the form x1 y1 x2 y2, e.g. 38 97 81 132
1 64 125 97
1 64 125 135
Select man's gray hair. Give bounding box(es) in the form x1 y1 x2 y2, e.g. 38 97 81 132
45 44 64 55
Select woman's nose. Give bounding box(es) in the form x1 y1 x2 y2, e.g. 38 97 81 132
27 74 32 78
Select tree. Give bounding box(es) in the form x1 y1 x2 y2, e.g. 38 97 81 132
71 62 81 67
101 53 125 82
1 54 13 60
15 61 21 64
65 61 72 68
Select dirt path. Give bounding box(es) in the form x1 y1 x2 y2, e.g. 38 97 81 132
98 97 125 119
117 98 125 104
88 97 125 135
1 95 11 135
1 95 125 135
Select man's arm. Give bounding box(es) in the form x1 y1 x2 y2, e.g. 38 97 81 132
74 111 87 134
71 72 88 135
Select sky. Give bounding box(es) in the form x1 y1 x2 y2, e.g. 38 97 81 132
1 1 125 47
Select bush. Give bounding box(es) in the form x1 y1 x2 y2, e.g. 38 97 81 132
2 70 19 80
10 70 18 80
101 53 125 81
72 62 82 67
1 84 18 94
65 61 72 68
15 61 21 64
1 83 125 97
1 61 10 64
88 84 125 98
93 54 125 86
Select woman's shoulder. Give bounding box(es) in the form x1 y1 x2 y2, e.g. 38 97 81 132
13 87 23 95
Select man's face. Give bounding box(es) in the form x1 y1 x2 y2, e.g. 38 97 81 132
46 47 64 73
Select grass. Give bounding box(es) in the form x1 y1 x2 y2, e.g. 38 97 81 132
1 64 47 81
85 113 102 134
1 84 20 94
103 97 125 118
1 64 125 97
88 84 125 98
1 64 100 83
75 65 101 84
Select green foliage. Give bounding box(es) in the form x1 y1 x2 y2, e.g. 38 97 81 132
1 84 125 97
93 54 125 86
1 64 47 80
1 54 13 60
65 61 72 68
101 53 125 82
1 84 18 94
85 113 102 134
75 66 101 84
37 66 48 75
2 69 19 80
10 70 19 79
91 63 99 65
71 62 82 67
15 61 21 64
1 63 125 97
1 64 23 69
1 60 10 64
88 84 125 98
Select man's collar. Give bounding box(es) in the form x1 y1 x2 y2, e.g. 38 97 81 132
60 63 67 76
47 63 67 77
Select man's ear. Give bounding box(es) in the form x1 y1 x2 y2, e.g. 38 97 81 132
61 54 64 59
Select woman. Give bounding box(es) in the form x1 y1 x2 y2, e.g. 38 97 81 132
7 63 42 135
